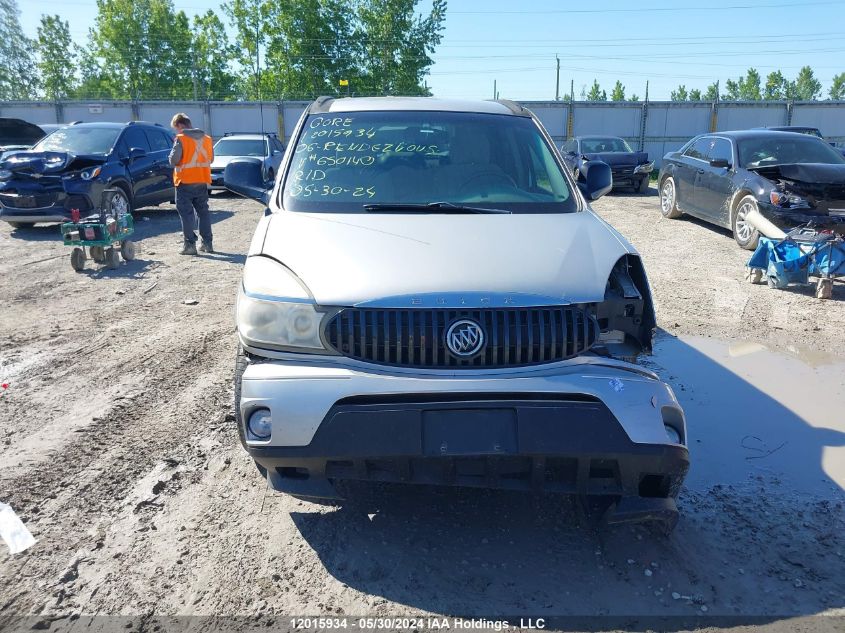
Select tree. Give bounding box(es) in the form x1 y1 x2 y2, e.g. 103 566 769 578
764 70 786 100
0 0 37 99
793 65 821 100
725 68 761 100
610 80 625 101
86 0 194 99
36 15 77 100
353 0 447 96
689 88 702 101
222 0 268 99
703 82 719 101
191 10 235 100
629 94 640 102
831 72 845 100
670 85 688 101
586 79 605 101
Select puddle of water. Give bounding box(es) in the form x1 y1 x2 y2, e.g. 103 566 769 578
648 334 845 496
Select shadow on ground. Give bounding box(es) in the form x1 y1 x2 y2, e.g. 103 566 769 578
287 334 845 624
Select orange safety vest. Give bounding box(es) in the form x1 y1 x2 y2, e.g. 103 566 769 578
173 133 213 186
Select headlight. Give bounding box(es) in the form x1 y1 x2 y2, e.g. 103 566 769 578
0 169 11 180
770 190 808 208
80 167 102 180
237 256 326 351
633 162 654 174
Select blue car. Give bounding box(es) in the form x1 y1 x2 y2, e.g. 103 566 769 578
560 136 653 193
0 121 175 228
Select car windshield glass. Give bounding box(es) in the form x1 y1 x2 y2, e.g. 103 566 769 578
581 137 632 153
739 136 845 168
33 126 120 155
215 139 266 157
283 111 576 214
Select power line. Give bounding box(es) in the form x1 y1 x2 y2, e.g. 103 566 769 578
450 0 844 13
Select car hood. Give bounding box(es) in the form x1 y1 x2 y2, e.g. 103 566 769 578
1 151 106 174
259 210 632 307
583 151 649 167
211 155 243 169
0 118 45 147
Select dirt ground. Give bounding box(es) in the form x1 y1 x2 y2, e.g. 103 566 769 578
0 187 843 633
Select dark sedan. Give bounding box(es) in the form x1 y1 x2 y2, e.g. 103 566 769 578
561 136 653 193
658 130 845 249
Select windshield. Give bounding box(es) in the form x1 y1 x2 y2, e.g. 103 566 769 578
214 138 267 157
739 135 845 168
283 111 576 214
33 126 120 155
581 137 632 153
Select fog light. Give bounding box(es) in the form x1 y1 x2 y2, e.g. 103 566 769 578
247 408 272 440
664 424 681 444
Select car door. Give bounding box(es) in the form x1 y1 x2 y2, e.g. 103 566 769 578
694 137 735 227
144 127 175 203
674 136 710 213
118 126 155 205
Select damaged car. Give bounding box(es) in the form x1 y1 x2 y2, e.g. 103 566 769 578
659 130 845 249
225 97 689 532
0 121 174 229
561 136 653 193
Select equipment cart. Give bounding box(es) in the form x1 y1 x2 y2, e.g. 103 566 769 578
61 188 136 272
746 227 845 299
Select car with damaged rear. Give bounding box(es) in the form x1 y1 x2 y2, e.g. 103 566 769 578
561 136 653 193
226 97 689 532
0 121 174 228
659 130 845 249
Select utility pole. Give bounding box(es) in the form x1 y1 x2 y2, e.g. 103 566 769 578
256 17 265 138
555 55 560 101
493 79 497 100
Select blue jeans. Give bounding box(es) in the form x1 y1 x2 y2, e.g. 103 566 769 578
175 183 211 244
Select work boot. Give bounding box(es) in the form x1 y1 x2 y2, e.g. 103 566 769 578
199 240 214 254
180 240 198 256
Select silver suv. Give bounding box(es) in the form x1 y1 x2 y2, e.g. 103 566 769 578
225 97 689 531
210 133 284 190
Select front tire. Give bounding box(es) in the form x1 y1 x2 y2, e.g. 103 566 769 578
106 187 132 216
733 195 761 250
659 177 682 218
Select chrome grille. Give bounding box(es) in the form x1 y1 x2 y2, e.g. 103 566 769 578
324 307 599 369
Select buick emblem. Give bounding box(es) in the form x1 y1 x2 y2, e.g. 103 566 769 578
446 319 485 357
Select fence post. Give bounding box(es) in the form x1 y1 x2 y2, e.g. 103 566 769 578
709 99 719 132
202 100 212 136
55 100 64 124
277 100 286 143
786 99 794 125
131 100 141 121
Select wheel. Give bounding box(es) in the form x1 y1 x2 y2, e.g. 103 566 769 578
120 240 136 261
637 176 650 194
8 221 35 229
744 267 764 284
106 247 120 270
105 188 131 216
90 246 105 262
732 195 761 250
816 278 833 300
70 247 86 272
234 346 250 447
659 177 682 219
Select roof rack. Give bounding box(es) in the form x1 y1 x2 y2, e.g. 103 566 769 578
310 96 335 114
493 99 531 117
222 131 278 137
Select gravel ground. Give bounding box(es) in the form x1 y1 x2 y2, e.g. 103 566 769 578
0 188 843 633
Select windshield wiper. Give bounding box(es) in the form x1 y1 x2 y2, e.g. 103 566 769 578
363 201 511 214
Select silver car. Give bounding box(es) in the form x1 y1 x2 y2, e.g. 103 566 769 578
210 133 284 190
225 97 689 531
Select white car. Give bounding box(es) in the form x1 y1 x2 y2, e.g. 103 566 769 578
225 97 689 532
210 132 284 190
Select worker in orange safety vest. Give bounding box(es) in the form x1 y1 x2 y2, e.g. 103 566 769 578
169 113 215 255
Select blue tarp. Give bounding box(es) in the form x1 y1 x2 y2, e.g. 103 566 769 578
748 234 845 288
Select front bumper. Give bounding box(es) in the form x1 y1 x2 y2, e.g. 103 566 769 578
239 357 689 501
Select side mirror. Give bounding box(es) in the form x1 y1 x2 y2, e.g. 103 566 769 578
709 158 730 169
576 160 612 201
128 147 146 161
224 157 271 205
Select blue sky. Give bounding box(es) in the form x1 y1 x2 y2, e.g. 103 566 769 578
18 0 845 100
